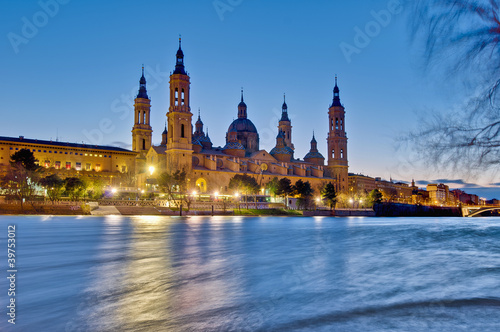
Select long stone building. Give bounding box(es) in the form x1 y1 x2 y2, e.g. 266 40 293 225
0 136 136 185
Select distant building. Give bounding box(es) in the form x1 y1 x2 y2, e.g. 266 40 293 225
427 183 450 205
450 189 479 205
348 173 412 202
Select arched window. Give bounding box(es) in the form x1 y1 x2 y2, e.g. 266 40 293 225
175 88 179 106
181 124 185 138
138 111 141 124
340 119 343 131
142 139 146 150
341 149 344 159
335 118 339 130
143 111 146 124
331 149 335 158
181 88 185 105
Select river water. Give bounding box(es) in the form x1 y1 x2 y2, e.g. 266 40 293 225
1 216 500 332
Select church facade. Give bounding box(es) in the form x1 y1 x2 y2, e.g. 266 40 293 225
138 39 349 194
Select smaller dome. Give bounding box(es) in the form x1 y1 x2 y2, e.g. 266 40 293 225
192 139 203 147
311 135 317 144
139 75 146 85
223 141 245 150
304 151 324 160
270 146 293 156
162 127 167 135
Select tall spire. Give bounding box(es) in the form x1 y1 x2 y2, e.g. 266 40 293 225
137 64 148 99
332 75 342 107
173 36 186 75
238 88 247 119
280 93 290 121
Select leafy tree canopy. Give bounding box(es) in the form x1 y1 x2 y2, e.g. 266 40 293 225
228 174 259 194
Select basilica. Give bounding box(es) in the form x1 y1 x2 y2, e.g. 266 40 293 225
134 38 349 194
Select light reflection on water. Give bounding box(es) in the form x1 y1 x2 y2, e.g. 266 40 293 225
1 216 500 331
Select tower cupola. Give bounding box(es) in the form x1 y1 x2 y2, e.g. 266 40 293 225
238 88 247 119
137 66 148 99
280 94 289 121
332 76 342 107
173 37 187 75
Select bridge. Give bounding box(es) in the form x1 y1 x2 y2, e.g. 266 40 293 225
462 205 500 217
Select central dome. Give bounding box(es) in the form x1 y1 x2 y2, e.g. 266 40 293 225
227 118 258 134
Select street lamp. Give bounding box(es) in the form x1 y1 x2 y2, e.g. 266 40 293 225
148 166 155 176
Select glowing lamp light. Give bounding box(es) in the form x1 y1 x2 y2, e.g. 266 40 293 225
349 198 354 204
111 188 117 194
148 166 155 176
214 192 219 197
235 192 239 198
192 191 197 196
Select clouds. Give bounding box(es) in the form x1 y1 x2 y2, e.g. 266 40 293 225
415 178 481 188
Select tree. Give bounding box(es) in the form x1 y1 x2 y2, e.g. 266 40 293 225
157 170 191 209
368 189 383 206
65 177 86 201
321 182 337 210
86 177 105 200
380 188 397 203
275 178 293 207
266 177 279 198
40 174 65 203
408 1 500 174
228 174 259 195
292 179 314 210
8 149 42 209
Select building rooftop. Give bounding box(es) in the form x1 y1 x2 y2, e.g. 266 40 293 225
0 136 135 153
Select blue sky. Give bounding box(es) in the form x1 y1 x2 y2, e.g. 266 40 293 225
2 0 499 198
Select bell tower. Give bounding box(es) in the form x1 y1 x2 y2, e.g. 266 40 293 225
327 76 348 192
132 65 152 172
278 94 294 151
166 37 193 171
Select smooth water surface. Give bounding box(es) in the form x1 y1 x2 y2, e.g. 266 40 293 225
1 215 500 331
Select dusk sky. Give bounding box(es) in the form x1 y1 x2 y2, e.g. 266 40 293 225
2 0 499 198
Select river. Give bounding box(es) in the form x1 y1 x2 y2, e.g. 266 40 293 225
1 216 499 331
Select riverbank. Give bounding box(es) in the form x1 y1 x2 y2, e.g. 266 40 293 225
0 203 88 215
0 202 466 217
